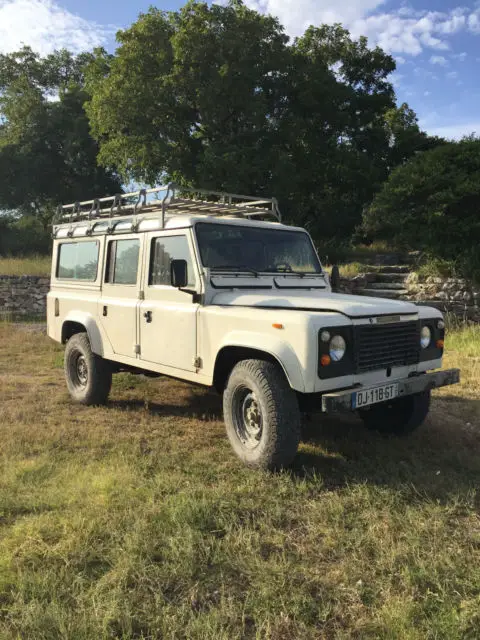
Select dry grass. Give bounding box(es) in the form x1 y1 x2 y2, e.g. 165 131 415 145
0 324 479 639
0 255 51 277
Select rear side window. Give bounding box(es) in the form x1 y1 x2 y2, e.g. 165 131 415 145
105 239 140 285
57 241 99 281
149 235 195 286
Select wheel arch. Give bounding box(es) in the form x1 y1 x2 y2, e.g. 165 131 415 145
213 342 305 393
61 312 105 356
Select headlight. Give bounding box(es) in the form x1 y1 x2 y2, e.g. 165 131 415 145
420 326 432 349
330 335 346 362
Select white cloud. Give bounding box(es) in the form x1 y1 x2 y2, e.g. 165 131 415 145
425 122 480 140
446 70 459 79
240 2 480 57
430 55 448 66
396 56 406 64
452 51 467 60
240 1 387 37
0 0 116 55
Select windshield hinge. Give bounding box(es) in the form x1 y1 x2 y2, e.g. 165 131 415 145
138 290 145 300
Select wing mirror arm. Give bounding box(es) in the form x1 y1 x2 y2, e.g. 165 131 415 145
170 259 200 301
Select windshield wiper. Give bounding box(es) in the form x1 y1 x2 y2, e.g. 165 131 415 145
211 265 260 277
265 270 323 278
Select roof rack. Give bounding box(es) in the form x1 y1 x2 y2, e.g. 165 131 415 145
55 183 281 228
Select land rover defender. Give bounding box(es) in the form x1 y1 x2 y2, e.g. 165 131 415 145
47 184 460 469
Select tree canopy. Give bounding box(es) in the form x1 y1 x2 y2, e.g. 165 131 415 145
362 137 480 280
0 47 122 228
85 0 435 240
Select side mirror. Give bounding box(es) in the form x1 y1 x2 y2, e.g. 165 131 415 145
171 259 188 288
330 264 340 293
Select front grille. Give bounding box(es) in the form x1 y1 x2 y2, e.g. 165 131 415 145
354 321 420 373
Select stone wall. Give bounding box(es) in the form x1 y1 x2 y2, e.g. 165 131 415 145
339 273 480 322
0 276 50 318
0 272 478 322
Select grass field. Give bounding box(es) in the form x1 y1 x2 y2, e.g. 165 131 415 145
0 255 51 277
0 324 479 639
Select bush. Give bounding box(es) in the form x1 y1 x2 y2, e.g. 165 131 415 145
363 138 480 282
0 216 51 256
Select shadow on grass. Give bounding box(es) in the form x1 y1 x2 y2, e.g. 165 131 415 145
111 389 480 504
110 387 223 421
294 395 480 504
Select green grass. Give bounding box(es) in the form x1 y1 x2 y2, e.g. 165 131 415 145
0 255 51 277
0 324 479 639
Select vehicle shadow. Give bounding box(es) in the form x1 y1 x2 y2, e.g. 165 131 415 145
110 387 224 421
111 389 480 505
294 395 480 505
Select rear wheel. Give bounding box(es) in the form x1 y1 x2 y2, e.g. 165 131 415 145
223 359 301 470
64 332 112 405
359 390 431 435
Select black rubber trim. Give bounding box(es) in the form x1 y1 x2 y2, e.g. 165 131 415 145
210 279 272 290
274 278 326 290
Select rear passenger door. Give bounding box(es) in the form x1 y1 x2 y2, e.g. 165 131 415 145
99 236 143 358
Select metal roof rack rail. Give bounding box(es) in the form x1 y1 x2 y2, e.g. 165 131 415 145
55 182 281 227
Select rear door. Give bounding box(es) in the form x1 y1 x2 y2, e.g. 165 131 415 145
99 235 143 358
139 231 199 372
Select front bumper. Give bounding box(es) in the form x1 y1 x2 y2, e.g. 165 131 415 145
321 369 460 413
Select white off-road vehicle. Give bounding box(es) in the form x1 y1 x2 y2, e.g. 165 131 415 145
47 184 460 469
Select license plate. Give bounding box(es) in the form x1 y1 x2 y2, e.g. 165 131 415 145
352 383 399 409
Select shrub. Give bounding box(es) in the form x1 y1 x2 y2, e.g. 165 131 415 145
363 138 480 282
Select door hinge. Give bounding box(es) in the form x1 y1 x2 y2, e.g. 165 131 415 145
134 344 141 355
139 290 145 300
193 356 202 369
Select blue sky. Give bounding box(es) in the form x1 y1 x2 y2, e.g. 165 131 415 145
1 0 480 138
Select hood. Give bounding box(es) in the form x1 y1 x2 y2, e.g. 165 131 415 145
211 290 419 318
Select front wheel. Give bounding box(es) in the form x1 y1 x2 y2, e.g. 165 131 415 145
64 332 112 405
359 390 431 435
223 359 301 470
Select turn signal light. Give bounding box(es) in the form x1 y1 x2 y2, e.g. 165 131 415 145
320 354 331 367
272 323 284 330
436 339 445 349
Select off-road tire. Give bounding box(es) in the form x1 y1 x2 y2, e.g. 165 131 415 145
223 359 301 470
359 390 431 436
64 332 112 405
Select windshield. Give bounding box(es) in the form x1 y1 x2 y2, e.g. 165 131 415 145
195 223 322 274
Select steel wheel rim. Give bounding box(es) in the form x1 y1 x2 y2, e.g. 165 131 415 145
74 354 88 387
232 387 263 450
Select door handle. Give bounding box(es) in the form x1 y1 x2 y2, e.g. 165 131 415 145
143 310 152 323
103 305 108 317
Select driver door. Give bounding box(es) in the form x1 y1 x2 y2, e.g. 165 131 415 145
139 231 199 372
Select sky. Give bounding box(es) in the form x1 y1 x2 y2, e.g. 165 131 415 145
1 0 480 139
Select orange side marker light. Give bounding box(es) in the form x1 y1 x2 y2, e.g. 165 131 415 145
272 323 284 330
436 339 445 349
320 355 331 367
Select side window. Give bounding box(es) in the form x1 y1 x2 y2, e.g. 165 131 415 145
149 235 195 286
57 241 99 281
106 239 140 285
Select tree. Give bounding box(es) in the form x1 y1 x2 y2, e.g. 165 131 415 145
85 0 434 241
0 47 122 229
362 138 480 280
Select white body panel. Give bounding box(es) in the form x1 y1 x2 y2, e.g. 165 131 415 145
48 214 445 396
